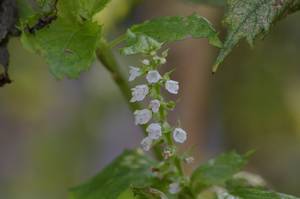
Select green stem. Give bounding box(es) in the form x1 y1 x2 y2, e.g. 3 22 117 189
108 34 126 48
96 39 162 160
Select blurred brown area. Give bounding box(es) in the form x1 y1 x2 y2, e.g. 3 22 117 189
0 0 300 198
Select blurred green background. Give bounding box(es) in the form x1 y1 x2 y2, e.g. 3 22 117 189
1 0 300 198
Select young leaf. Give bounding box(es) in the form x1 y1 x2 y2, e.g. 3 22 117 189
22 19 101 79
69 150 155 199
120 14 222 55
213 0 300 72
121 31 163 55
191 151 253 192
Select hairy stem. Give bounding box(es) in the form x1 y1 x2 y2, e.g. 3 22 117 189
96 39 162 160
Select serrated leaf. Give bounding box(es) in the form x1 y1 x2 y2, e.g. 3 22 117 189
191 151 252 192
22 18 101 79
69 150 155 199
121 14 222 55
58 0 112 21
213 0 300 72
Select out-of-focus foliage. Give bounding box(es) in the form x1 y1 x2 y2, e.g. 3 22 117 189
215 11 300 195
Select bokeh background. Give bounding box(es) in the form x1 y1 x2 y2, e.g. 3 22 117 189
1 0 300 198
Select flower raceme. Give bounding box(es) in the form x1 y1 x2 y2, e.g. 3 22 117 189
128 48 191 195
128 53 187 149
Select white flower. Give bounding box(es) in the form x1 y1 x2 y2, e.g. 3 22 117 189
169 182 181 194
146 123 162 140
128 66 141 81
184 156 194 164
142 59 150 65
163 147 174 159
134 109 152 125
146 70 162 84
153 55 166 64
173 128 187 143
165 80 179 94
149 99 160 113
130 85 149 102
141 136 153 151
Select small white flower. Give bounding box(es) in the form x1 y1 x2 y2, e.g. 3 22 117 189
141 136 153 151
146 70 162 84
142 59 150 65
165 80 179 94
134 109 152 125
184 156 194 164
130 85 149 102
169 182 181 194
149 99 160 113
160 57 166 64
163 147 174 159
153 56 166 64
146 123 162 140
128 66 141 81
150 51 156 56
173 128 187 143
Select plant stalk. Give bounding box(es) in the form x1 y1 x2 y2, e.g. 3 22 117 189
96 39 162 160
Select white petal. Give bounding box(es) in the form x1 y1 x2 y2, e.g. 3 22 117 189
146 70 162 84
184 157 194 164
134 109 152 125
130 85 149 102
169 182 181 194
165 80 179 94
153 56 166 64
173 128 187 143
128 66 141 81
146 123 162 140
141 137 153 151
142 59 150 65
149 100 160 113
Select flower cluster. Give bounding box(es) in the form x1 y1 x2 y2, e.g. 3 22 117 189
128 51 187 152
128 48 190 194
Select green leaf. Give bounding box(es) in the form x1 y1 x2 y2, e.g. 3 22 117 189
213 0 300 72
279 193 300 199
117 189 135 199
132 187 168 199
121 30 163 55
191 151 253 192
121 14 222 55
58 0 112 21
22 18 101 79
227 186 300 199
69 150 155 199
